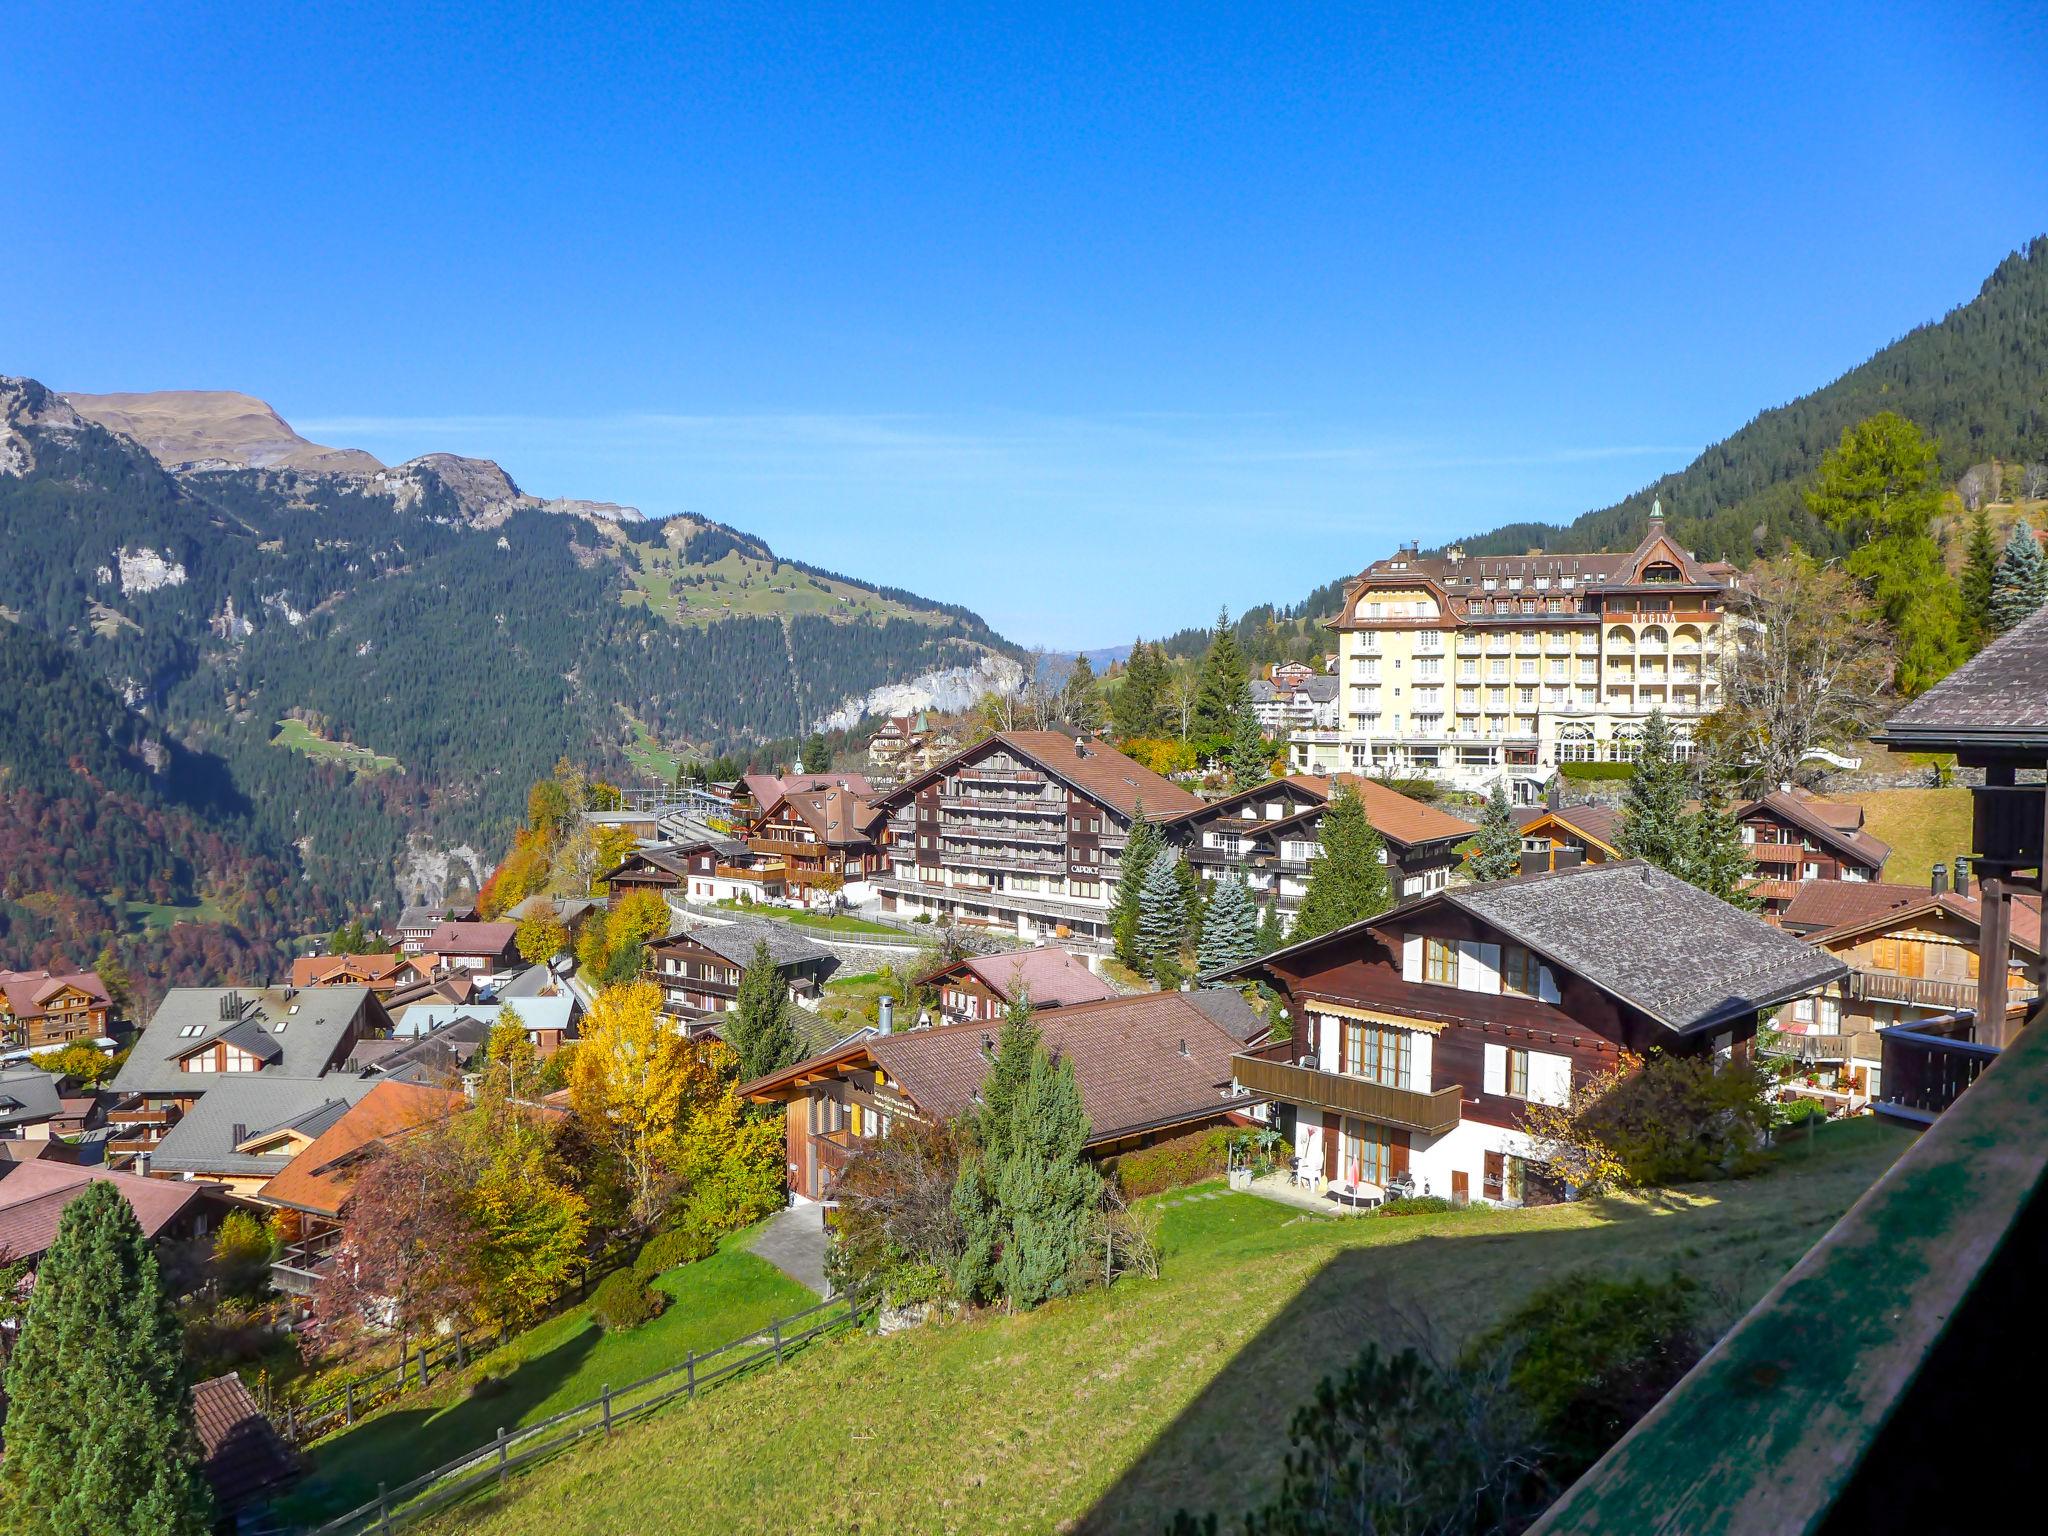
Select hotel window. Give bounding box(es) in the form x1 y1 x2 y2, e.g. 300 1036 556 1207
1341 1021 1412 1087
1423 938 1457 984
1505 1048 1531 1098
1500 946 1541 998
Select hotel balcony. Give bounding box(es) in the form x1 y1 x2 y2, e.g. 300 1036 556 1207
1232 1050 1464 1136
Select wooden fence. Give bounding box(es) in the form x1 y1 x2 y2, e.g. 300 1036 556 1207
284 1325 507 1445
299 1289 866 1535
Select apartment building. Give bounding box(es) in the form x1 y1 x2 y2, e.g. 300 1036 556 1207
1291 512 1737 802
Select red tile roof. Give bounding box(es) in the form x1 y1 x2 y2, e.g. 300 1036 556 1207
0 968 110 1018
192 1372 296 1507
420 921 518 957
1777 881 1929 933
257 1079 464 1217
934 946 1120 1009
0 1161 214 1262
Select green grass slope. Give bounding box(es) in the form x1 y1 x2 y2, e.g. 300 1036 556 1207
420 1120 1910 1536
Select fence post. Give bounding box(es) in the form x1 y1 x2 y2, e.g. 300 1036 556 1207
497 1426 508 1486
455 1331 467 1372
771 1320 783 1363
377 1482 390 1536
419 1345 430 1389
685 1351 696 1399
602 1383 612 1438
346 1380 357 1426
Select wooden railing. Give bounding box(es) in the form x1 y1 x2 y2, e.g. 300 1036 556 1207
1232 1053 1463 1136
1874 1017 2001 1125
1847 967 2036 1013
1528 1005 2047 1533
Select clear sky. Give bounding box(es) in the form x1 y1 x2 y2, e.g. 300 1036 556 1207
7 3 2045 646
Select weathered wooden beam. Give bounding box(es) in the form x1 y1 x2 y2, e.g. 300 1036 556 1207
1976 877 2011 1049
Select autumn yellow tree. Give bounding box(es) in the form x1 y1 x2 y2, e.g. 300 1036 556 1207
569 982 700 1225
515 913 569 967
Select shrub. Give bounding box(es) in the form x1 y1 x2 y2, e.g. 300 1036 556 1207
1559 761 1637 781
1774 1096 1829 1129
1108 1128 1233 1198
1523 1050 1778 1192
1375 1195 1459 1217
1468 1271 1703 1482
590 1269 669 1331
633 1224 717 1281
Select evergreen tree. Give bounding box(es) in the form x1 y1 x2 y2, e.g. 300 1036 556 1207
1109 803 1162 971
1111 640 1164 740
1615 712 1691 872
1063 654 1104 732
975 994 1042 1167
1191 610 1248 744
1962 507 1998 647
1805 411 1966 694
1197 874 1260 976
800 734 830 773
1676 786 1761 911
1990 518 2048 633
1 1182 212 1536
1137 851 1189 977
1468 781 1524 883
1255 903 1287 955
1291 786 1393 942
726 939 802 1081
1226 683 1273 787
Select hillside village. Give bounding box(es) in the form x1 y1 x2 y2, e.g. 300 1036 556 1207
6 407 2048 1533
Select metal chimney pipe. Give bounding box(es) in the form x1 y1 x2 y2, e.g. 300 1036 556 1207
877 995 893 1035
1954 857 1971 899
1932 863 1949 897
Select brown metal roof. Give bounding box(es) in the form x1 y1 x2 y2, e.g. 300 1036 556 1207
878 731 1203 819
926 946 1120 1009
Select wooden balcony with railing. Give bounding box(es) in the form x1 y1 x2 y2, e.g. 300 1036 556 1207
1231 1051 1463 1135
1847 967 2036 1013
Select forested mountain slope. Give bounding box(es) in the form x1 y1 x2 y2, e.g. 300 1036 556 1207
1154 236 2048 662
0 375 1017 974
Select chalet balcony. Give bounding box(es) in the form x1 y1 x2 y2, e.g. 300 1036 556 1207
1232 1051 1463 1136
1846 967 2035 1013
271 1231 341 1299
1764 1031 1857 1064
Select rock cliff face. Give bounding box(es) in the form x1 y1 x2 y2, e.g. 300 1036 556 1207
811 653 1026 732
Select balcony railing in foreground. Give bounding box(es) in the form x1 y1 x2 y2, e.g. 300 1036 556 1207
1231 1051 1463 1136
1527 1004 2048 1534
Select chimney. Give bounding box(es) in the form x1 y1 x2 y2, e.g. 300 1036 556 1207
1932 863 1949 897
877 995 894 1035
230 1122 247 1148
1177 1038 1189 1058
1954 857 1971 899
1074 739 1087 759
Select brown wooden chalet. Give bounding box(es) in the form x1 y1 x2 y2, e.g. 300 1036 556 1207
416 920 521 972
872 731 1203 948
0 968 113 1049
739 990 1258 1202
287 951 430 996
1514 805 1625 874
1734 787 1891 914
1166 774 1476 926
917 944 1117 1025
642 918 838 1031
598 826 772 906
743 780 888 901
1218 861 1844 1207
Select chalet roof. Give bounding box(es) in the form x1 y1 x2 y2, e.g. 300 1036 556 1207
494 961 579 1000
878 732 1203 819
741 991 1249 1144
0 1161 218 1262
1238 861 1844 1036
1881 602 2048 752
507 895 601 926
1168 773 1333 826
382 974 478 1012
148 1076 380 1177
926 946 1118 1009
1736 790 1891 869
770 785 887 847
368 1016 494 1084
1518 803 1627 852
0 1068 62 1128
1805 889 2042 957
655 917 835 971
288 952 412 989
193 1372 297 1508
112 987 384 1095
1173 774 1474 850
0 968 109 1017
208 1016 285 1064
1182 986 1271 1044
395 996 576 1040
258 1079 465 1217
396 906 443 931
420 920 518 957
1777 881 1930 934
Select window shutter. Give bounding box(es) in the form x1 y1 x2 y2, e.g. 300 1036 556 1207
1389 1131 1411 1178
1530 1052 1573 1106
1402 935 1422 982
1475 943 1501 992
1482 1043 1506 1095
1456 939 1483 991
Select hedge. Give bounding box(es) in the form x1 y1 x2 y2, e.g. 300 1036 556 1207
633 1223 717 1281
591 1268 670 1330
1108 1127 1235 1198
1559 762 1636 782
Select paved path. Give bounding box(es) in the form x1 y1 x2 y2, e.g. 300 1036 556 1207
749 1202 832 1297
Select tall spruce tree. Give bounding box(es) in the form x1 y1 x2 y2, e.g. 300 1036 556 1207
727 939 802 1082
1291 785 1393 941
1962 507 1998 647
1111 640 1165 740
1109 803 1162 970
1 1182 212 1536
1226 683 1273 787
1468 781 1524 883
1990 518 2048 633
1137 850 1189 977
1064 653 1104 732
1678 785 1762 911
1192 610 1248 744
1197 874 1260 976
1255 903 1287 955
1615 712 1692 872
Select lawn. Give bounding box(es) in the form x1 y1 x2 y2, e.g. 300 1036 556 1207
280 1229 815 1526
126 897 226 932
619 548 946 630
710 900 906 937
1837 786 1973 886
617 711 684 784
272 717 402 776
418 1119 1912 1536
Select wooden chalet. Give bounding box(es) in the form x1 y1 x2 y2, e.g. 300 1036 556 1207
598 827 777 907
287 951 430 996
0 1160 237 1286
1734 786 1892 913
416 920 521 972
0 968 113 1049
743 780 888 906
642 918 838 1031
739 991 1259 1202
917 944 1117 1025
1218 861 1844 1207
1167 774 1475 929
1514 804 1625 874
872 731 1203 949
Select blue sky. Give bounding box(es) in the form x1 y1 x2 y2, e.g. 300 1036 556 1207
7 3 2045 646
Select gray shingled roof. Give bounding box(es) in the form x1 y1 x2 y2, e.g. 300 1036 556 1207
661 917 836 971
1443 862 1847 1034
112 988 380 1095
1183 986 1271 1044
1882 602 2048 748
0 1069 61 1128
149 1077 379 1177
